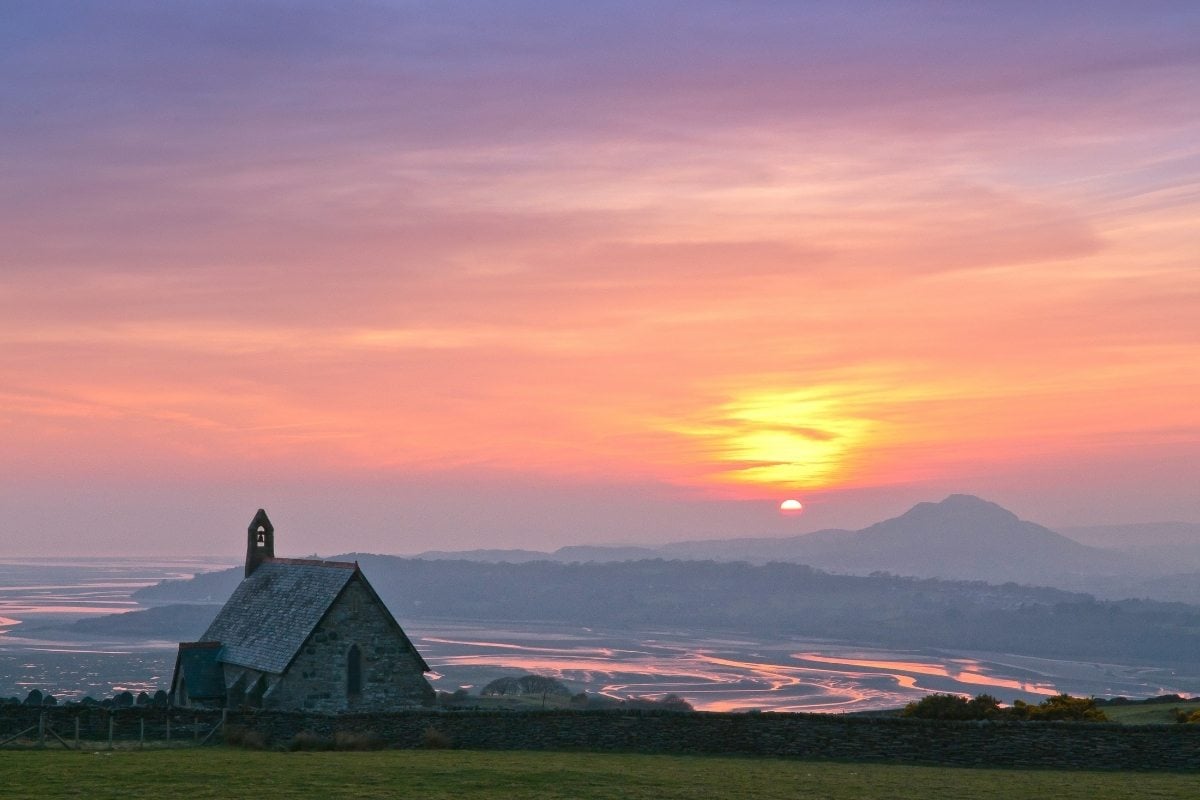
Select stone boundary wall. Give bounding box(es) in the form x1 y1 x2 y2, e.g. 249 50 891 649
3 706 1199 770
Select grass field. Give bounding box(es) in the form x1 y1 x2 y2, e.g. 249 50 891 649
1102 702 1200 725
2 749 1199 800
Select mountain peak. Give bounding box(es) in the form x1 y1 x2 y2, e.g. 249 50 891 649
940 493 1016 513
941 493 994 506
843 494 1114 583
902 494 1020 523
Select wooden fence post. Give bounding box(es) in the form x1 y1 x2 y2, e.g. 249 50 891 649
108 716 114 750
139 718 145 749
198 710 226 746
74 717 80 750
166 715 171 743
38 713 45 748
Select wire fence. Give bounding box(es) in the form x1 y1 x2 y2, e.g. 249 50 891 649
0 709 226 750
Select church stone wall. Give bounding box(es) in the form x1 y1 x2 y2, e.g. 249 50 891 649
268 577 433 712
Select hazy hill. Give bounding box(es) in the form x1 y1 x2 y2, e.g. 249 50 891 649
415 494 1141 588
129 495 1200 615
412 548 556 563
1059 522 1200 574
1061 522 1200 549
753 494 1130 584
105 494 1200 664
555 545 661 561
133 566 243 604
413 545 662 563
64 603 216 640
124 556 1200 664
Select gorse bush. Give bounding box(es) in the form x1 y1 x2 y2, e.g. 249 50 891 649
333 730 385 751
1010 694 1107 721
286 729 386 750
903 693 1107 722
288 730 329 751
901 693 1003 720
224 724 267 749
421 726 453 749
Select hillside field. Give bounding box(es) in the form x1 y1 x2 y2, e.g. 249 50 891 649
1102 702 1200 725
3 749 1199 800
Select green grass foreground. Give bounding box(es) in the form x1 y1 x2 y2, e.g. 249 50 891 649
3 749 1200 800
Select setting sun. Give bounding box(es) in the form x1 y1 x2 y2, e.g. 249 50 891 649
780 499 804 515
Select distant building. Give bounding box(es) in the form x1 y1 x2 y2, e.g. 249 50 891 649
170 509 433 711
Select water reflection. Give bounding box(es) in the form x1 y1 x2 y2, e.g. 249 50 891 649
0 558 231 625
0 558 232 699
411 623 1196 712
794 653 1058 698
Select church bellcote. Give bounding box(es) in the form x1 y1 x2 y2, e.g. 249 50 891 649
245 508 275 577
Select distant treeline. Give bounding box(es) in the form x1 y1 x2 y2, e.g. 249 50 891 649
125 556 1200 665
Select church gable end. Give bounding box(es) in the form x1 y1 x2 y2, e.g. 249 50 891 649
270 573 434 712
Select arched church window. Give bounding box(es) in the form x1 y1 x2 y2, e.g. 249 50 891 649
347 644 363 698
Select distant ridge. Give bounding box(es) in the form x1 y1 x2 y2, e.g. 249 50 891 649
126 551 1200 664
413 548 554 563
1062 521 1200 550
413 494 1136 585
413 545 663 563
772 494 1127 583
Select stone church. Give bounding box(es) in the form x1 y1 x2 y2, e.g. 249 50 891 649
170 509 434 711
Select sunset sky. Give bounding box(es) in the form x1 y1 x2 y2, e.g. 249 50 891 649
2 2 1198 557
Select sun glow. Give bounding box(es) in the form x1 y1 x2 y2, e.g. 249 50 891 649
676 388 876 492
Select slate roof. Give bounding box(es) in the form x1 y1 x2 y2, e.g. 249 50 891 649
200 558 357 674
